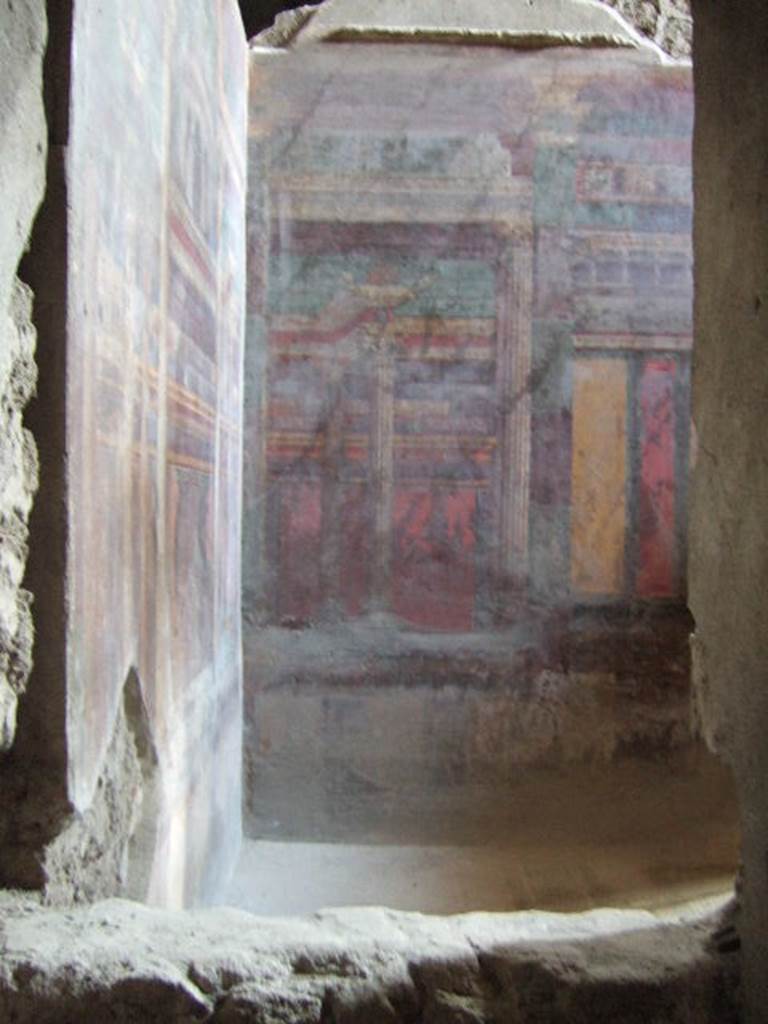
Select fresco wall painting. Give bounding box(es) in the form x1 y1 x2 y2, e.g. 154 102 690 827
242 46 694 839
67 0 246 904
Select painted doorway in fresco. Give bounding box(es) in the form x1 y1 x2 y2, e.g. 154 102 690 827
258 181 534 634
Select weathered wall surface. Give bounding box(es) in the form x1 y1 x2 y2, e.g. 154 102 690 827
602 0 691 59
64 0 247 908
243 42 697 838
240 0 692 55
690 3 768 1020
1 0 247 908
0 3 46 751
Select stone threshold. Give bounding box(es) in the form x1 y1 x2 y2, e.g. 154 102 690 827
0 891 739 1022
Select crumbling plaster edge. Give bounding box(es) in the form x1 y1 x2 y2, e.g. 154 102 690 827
251 0 684 65
303 27 638 48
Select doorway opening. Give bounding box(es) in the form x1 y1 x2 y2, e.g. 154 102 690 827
232 0 738 916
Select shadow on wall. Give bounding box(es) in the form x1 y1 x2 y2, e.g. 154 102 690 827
238 0 319 38
122 668 160 903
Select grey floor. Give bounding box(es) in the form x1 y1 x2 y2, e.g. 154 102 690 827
226 754 739 916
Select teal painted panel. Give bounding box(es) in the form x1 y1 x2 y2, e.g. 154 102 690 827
534 146 578 228
268 252 497 319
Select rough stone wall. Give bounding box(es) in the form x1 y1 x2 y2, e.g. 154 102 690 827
39 690 145 905
0 3 46 751
602 0 691 59
689 3 768 1020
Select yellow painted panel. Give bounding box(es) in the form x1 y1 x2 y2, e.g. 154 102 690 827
571 358 627 595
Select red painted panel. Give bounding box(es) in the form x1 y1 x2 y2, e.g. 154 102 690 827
637 358 677 597
278 482 322 623
339 484 372 616
392 488 476 631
